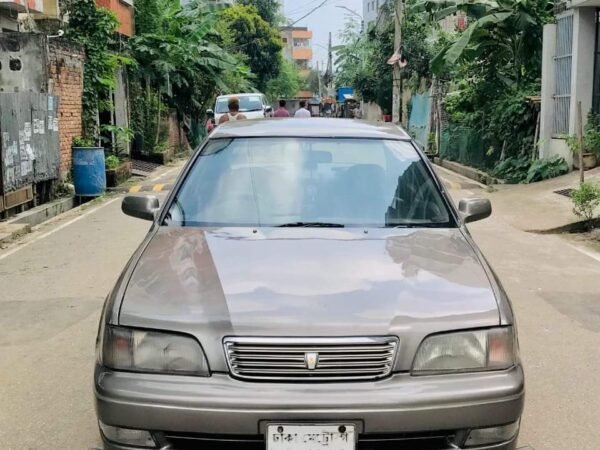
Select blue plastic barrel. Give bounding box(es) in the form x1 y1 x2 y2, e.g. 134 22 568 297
72 147 107 196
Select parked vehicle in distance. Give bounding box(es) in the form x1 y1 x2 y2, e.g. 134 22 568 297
209 93 272 123
95 119 524 450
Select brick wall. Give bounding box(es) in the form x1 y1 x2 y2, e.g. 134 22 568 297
47 39 85 177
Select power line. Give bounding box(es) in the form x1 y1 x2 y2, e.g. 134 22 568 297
286 0 322 16
288 0 330 26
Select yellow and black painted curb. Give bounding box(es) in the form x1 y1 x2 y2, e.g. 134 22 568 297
128 183 174 194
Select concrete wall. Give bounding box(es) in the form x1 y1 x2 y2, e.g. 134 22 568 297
0 33 47 93
113 67 130 154
539 7 596 166
47 38 85 176
540 24 560 160
569 8 596 134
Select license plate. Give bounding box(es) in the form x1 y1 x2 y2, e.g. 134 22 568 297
266 424 355 450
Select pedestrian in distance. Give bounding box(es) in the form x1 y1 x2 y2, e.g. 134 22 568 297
205 110 216 133
274 99 290 118
294 100 311 118
218 96 247 125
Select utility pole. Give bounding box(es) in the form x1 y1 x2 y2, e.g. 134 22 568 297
317 61 323 99
392 0 403 123
324 32 334 98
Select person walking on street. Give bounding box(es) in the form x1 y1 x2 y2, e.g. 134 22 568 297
274 99 290 118
219 97 247 125
294 100 311 118
205 110 216 133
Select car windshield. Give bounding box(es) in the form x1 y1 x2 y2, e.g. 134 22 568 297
215 96 263 113
165 138 453 228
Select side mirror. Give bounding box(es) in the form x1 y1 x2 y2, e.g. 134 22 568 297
458 198 492 223
265 106 273 114
122 195 160 221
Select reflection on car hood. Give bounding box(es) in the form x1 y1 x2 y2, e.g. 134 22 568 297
119 228 500 371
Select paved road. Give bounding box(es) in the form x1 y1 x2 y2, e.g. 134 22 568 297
0 163 598 450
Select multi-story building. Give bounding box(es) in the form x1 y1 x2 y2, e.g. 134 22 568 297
0 1 59 31
280 26 313 76
538 1 599 167
96 0 134 37
363 0 385 30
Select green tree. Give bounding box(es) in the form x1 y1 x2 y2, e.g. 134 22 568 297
412 0 552 83
219 4 283 91
236 0 282 26
266 59 300 100
131 0 251 148
64 0 122 140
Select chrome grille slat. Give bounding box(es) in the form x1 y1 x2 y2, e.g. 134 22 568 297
224 337 398 381
227 345 396 353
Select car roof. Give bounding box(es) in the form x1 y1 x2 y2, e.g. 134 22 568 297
217 93 263 99
210 118 412 140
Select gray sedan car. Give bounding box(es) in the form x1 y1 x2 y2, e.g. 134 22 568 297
95 119 524 450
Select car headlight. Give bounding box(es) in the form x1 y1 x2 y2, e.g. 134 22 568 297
102 326 210 376
412 327 516 375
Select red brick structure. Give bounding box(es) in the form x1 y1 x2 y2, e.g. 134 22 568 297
47 39 85 176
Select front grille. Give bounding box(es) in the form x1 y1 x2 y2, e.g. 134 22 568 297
161 431 457 450
223 337 398 381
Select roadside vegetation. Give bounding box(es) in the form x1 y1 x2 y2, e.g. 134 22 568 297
335 0 577 184
61 0 287 157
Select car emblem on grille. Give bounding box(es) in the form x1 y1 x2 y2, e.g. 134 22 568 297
304 352 319 370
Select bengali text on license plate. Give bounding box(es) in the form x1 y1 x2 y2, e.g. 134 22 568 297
267 424 355 450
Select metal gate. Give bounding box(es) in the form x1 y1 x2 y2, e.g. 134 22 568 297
408 92 431 150
553 14 573 135
0 93 60 204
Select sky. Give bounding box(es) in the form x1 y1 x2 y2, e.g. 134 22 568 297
281 0 363 70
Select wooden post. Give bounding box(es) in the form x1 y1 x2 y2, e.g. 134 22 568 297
577 101 585 184
532 109 541 160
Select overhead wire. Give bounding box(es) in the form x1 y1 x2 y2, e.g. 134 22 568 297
288 0 330 26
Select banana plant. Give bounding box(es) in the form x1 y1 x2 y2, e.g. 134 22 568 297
410 0 552 81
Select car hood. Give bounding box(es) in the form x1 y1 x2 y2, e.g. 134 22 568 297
119 227 500 371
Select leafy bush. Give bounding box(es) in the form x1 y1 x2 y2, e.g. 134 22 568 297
105 155 121 170
525 156 569 183
490 156 531 183
571 182 600 222
491 155 569 184
72 136 96 147
584 112 600 154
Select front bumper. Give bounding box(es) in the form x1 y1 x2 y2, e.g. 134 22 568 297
95 364 524 449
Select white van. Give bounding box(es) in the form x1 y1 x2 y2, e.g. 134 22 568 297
211 93 272 123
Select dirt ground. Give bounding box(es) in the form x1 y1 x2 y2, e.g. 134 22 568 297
562 228 600 253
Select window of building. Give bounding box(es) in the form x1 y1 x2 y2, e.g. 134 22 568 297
553 14 573 135
293 38 310 48
282 37 288 43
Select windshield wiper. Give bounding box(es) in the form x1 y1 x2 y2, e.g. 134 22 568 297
278 222 345 228
387 222 448 228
